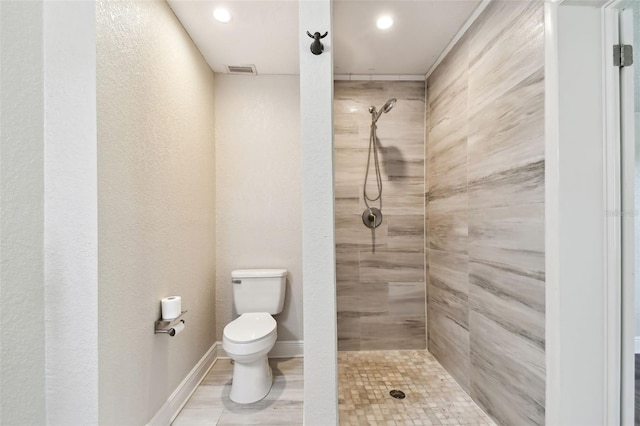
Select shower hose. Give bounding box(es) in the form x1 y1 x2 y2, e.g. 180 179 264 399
363 120 382 216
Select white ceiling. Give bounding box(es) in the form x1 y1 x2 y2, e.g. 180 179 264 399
168 0 482 76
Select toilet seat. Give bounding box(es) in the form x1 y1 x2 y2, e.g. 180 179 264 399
222 313 277 357
223 313 276 343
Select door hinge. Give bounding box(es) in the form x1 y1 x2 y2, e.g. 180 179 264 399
614 44 633 67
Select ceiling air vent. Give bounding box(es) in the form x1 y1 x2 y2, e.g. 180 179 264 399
226 65 257 75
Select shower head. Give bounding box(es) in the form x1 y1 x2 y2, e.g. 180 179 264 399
381 98 396 113
370 98 397 123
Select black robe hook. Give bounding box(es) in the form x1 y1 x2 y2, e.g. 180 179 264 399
307 31 328 55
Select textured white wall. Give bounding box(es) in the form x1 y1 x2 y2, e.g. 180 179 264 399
96 0 216 424
214 74 302 342
43 1 99 423
0 1 47 423
299 0 338 423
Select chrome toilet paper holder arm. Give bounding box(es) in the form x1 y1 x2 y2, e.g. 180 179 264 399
155 310 187 335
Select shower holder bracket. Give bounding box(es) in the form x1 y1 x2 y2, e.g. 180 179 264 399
362 208 383 229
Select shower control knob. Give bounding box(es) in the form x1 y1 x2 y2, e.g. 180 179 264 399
362 208 383 229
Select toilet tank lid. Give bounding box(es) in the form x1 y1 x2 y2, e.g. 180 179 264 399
232 269 288 278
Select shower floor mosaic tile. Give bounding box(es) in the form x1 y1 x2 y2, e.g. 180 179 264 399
338 350 496 426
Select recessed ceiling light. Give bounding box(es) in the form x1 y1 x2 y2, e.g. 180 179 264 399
376 15 393 30
213 7 231 23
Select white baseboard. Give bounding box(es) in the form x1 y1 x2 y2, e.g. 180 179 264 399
635 337 640 354
216 340 304 359
147 342 220 426
270 340 304 358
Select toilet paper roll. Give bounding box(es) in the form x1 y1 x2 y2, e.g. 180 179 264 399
161 296 181 320
170 320 185 336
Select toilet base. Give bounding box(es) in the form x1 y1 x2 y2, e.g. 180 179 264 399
229 355 273 404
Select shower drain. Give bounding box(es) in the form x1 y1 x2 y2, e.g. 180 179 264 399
389 389 406 399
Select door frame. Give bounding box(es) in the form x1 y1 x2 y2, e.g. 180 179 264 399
617 3 636 424
545 0 628 423
603 2 636 424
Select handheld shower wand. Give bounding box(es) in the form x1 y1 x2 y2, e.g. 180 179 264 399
362 98 396 229
369 98 397 124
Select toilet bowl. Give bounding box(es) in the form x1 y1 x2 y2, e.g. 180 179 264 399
223 312 277 404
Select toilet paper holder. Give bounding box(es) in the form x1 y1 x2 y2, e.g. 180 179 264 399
155 310 187 336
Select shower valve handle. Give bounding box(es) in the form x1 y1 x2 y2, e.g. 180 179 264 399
362 207 382 229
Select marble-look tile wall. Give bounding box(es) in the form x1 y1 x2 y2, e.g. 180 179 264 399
334 81 426 351
425 1 545 425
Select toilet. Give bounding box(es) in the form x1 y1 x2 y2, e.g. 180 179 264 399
222 268 287 404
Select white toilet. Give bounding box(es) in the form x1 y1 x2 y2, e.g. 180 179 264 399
222 268 287 404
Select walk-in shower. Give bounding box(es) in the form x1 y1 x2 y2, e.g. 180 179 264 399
362 98 396 229
334 0 545 424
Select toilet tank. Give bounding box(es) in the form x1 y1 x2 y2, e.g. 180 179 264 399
231 269 287 314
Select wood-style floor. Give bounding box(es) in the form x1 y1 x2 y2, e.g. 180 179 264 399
172 358 303 425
